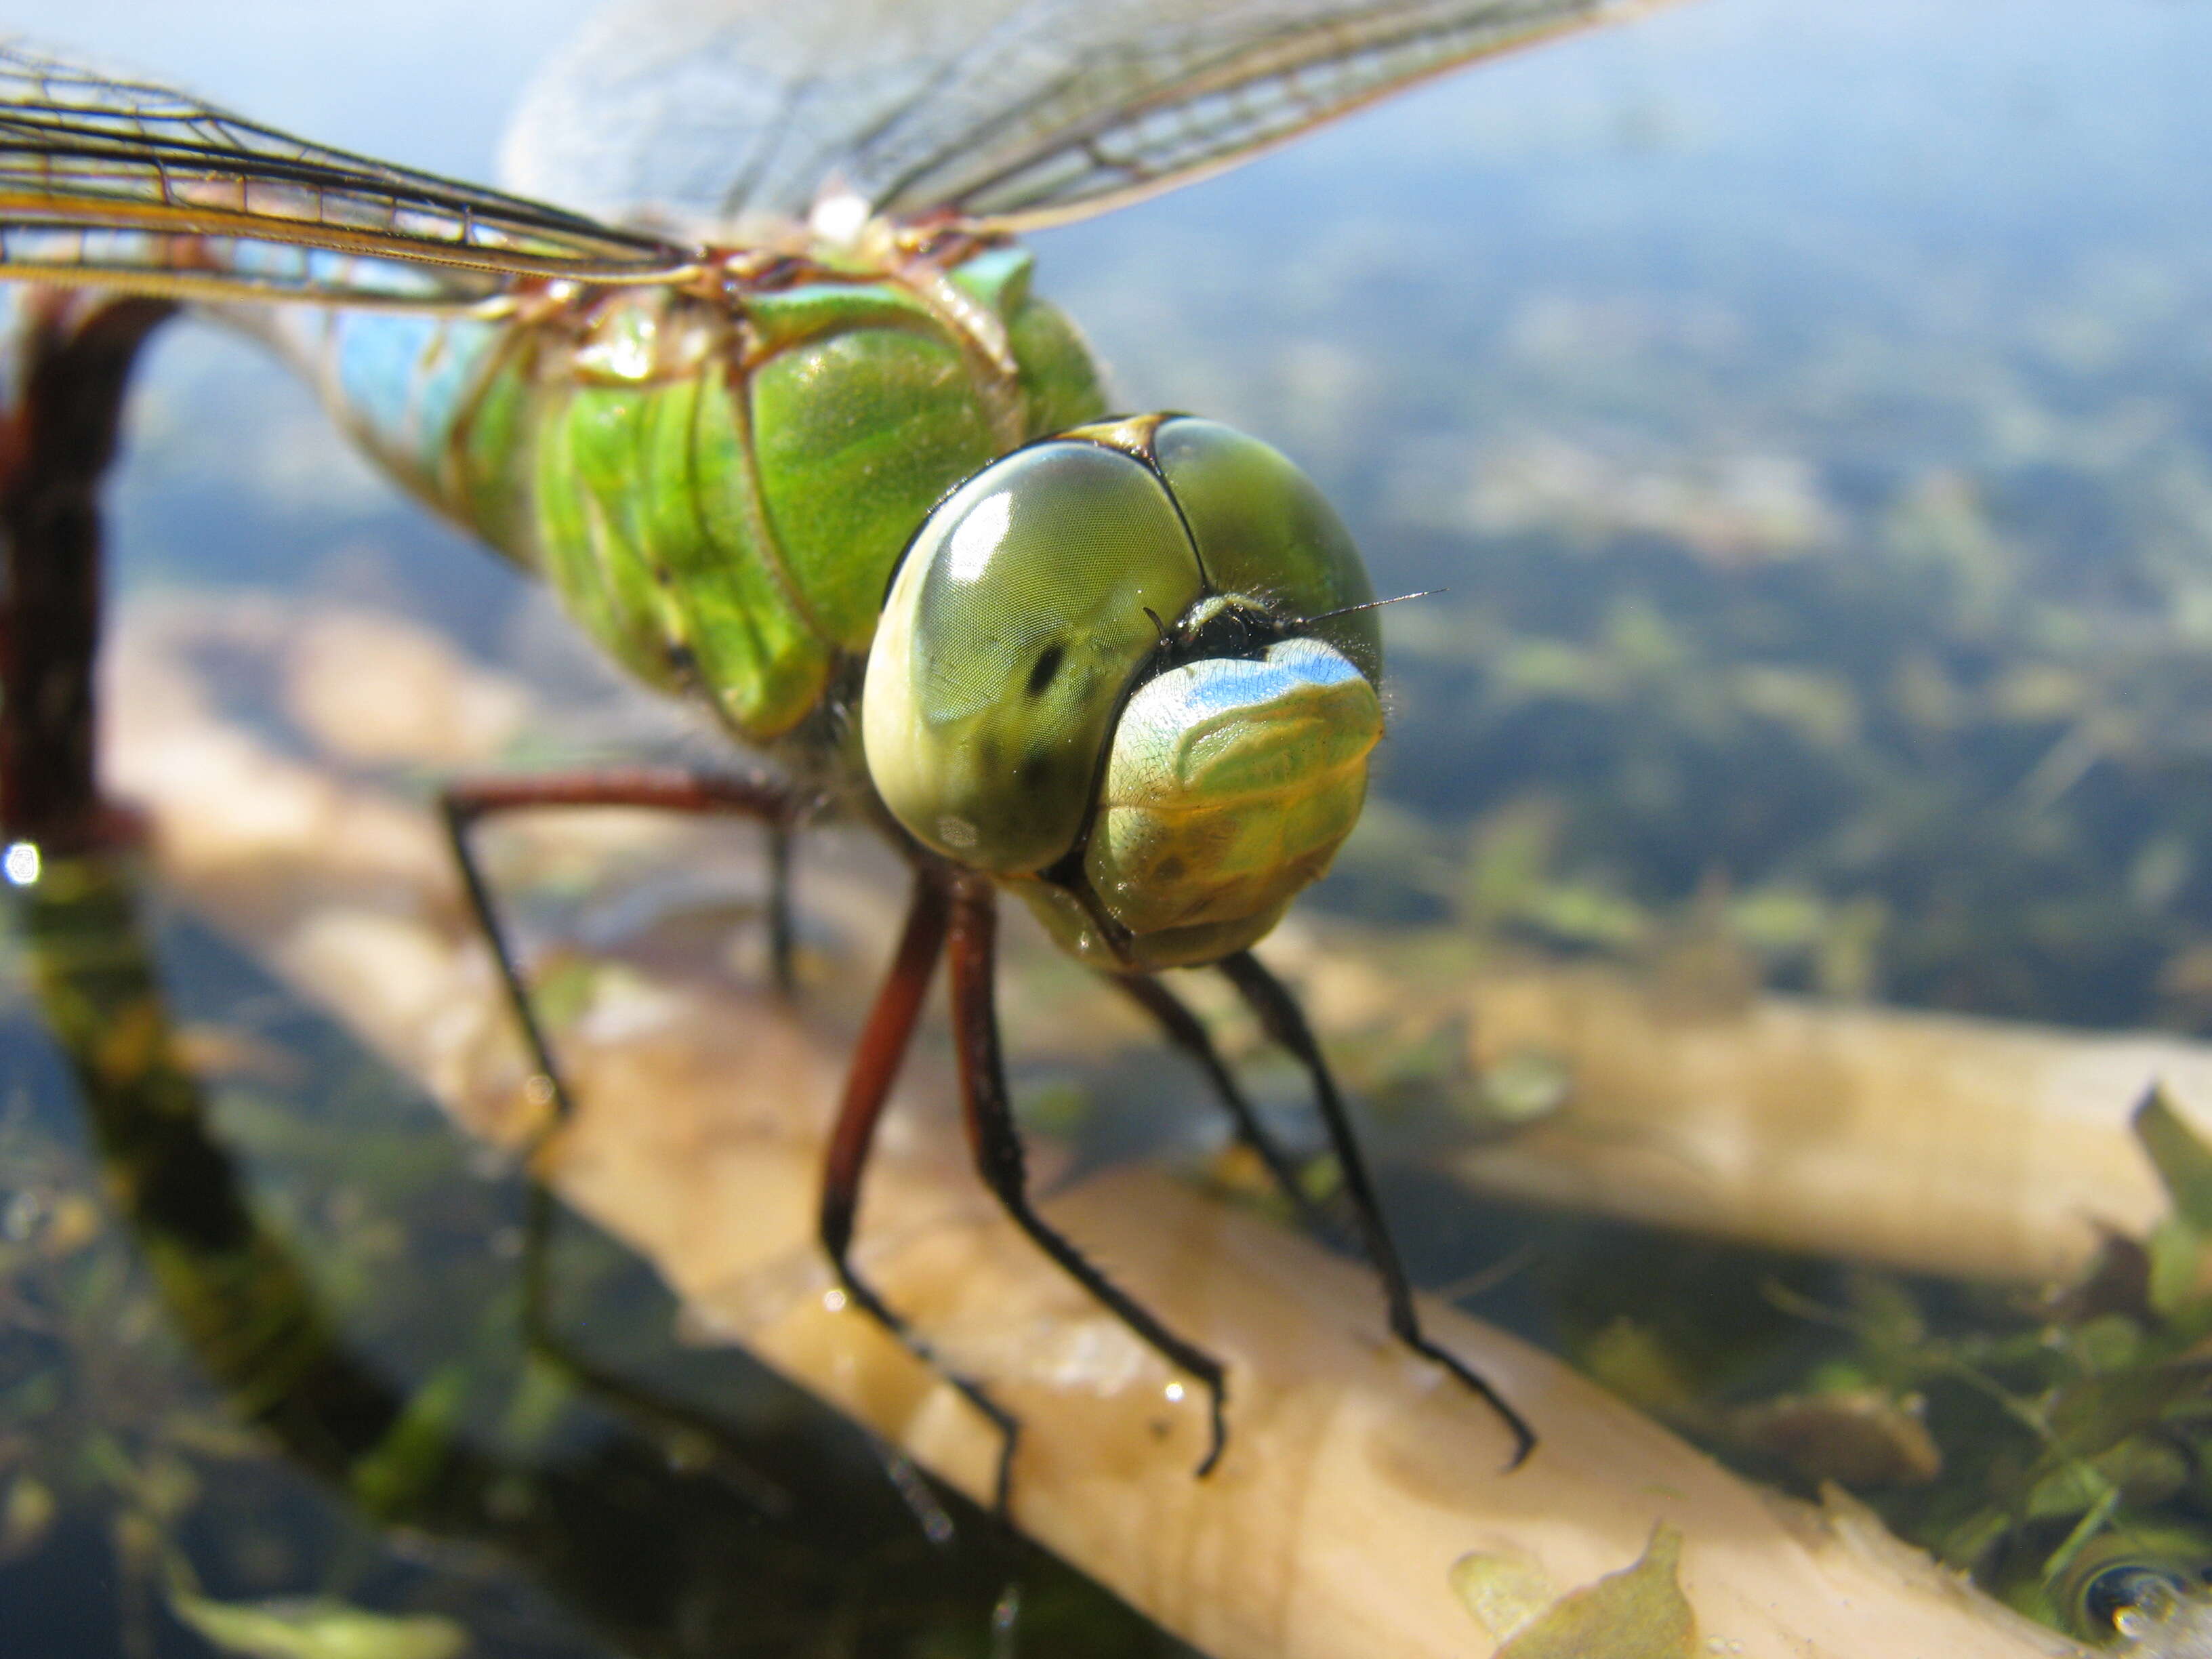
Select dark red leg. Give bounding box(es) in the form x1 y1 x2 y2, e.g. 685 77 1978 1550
1106 970 1338 1240
948 877 1228 1478
0 291 176 848
440 766 805 1128
1221 950 1535 1468
817 865 1023 1511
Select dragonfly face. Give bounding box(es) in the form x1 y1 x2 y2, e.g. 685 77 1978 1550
865 413 1384 970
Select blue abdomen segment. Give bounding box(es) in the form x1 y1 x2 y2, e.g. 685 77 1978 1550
317 310 512 517
285 246 1108 744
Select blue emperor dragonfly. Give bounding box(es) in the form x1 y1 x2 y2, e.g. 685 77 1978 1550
0 0 1658 1506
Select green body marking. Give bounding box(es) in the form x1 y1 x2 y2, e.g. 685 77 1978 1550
386 246 1106 742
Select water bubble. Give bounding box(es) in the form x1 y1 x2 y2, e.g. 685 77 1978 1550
2 842 40 887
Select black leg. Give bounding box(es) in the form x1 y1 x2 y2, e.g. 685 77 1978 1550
1220 950 1536 1469
1107 970 1339 1241
438 765 804 1133
949 878 1228 1478
818 867 1023 1513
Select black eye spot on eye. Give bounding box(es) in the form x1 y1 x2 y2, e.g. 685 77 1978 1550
1027 641 1065 697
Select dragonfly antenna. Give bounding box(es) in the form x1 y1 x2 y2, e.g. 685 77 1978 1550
1307 589 1441 624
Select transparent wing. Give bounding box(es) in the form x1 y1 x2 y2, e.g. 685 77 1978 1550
0 40 697 309
499 0 1652 234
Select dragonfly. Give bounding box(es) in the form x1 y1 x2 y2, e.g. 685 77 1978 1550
0 0 1657 1508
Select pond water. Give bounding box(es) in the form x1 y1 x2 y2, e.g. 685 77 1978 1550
3 1 2211 1652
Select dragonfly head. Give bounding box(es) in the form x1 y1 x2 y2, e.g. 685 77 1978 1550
861 415 1384 971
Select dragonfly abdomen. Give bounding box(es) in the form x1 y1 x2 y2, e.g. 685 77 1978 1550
287 245 1107 744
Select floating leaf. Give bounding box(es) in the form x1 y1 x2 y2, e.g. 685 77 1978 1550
2144 1216 2209 1321
2133 1089 2212 1232
1726 1389 1943 1487
1470 1048 1572 1128
1449 1548 1555 1644
167 1589 468 1659
1454 1525 1697 1659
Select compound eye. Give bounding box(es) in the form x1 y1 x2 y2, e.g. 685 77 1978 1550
863 440 1203 873
1153 417 1381 682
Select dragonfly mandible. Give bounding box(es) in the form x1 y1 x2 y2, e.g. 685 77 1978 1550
0 0 1656 1507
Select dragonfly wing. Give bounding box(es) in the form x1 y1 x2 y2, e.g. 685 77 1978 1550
499 0 1650 234
0 39 695 309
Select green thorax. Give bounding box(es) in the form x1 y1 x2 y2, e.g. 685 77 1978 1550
426 244 1105 743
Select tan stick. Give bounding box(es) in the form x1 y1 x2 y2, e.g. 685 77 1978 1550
1443 960 2211 1284
98 597 2075 1659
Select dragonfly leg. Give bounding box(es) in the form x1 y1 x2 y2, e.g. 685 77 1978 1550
439 765 807 1136
0 292 176 848
1105 970 1340 1242
949 878 1229 1479
1218 949 1536 1469
819 865 1025 1513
